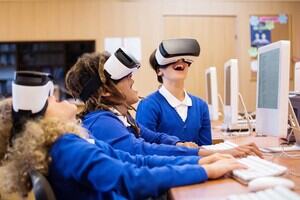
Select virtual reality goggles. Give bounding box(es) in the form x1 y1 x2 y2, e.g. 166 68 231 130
79 48 140 101
12 71 54 115
104 47 140 80
154 38 200 68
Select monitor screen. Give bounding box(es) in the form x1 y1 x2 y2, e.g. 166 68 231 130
225 65 231 106
206 72 212 104
258 48 280 109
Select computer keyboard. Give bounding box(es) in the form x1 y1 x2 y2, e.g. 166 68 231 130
222 122 256 132
222 131 252 137
203 140 272 153
262 145 300 152
233 156 287 183
227 186 300 200
202 141 238 150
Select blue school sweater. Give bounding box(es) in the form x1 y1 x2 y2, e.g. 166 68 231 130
83 110 199 156
48 134 208 200
136 91 212 145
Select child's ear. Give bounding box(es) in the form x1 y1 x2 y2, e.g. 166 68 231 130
101 88 111 97
157 69 163 76
101 92 111 97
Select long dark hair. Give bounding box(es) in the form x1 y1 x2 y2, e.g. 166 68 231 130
65 52 140 137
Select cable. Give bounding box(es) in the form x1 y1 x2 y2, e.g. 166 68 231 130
238 93 255 136
218 94 224 117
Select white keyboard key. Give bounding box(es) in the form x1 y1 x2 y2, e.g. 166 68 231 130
248 156 287 174
265 145 300 152
202 143 288 183
232 156 287 182
274 187 300 200
256 190 271 199
202 141 238 151
264 188 284 200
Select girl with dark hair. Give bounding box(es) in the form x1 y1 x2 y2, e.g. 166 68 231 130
66 49 207 156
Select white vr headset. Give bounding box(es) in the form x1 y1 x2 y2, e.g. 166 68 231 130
79 48 140 101
104 47 140 80
154 38 200 67
12 71 54 114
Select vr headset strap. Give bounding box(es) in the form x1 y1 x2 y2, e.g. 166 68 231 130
79 75 102 102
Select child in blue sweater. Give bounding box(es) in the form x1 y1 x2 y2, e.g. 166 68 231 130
66 48 262 158
0 71 244 200
136 38 211 146
136 39 260 155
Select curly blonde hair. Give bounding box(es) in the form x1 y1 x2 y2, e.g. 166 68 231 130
0 98 12 161
0 98 87 198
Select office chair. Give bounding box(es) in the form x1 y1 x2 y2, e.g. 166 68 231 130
29 170 56 200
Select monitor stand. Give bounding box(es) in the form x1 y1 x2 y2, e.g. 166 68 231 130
222 93 256 134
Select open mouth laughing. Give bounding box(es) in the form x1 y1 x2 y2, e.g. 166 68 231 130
173 64 185 71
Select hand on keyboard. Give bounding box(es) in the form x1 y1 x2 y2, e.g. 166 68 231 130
221 143 263 158
176 141 199 148
199 153 234 165
202 158 247 179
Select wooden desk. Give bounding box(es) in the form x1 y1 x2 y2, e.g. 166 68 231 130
170 134 300 200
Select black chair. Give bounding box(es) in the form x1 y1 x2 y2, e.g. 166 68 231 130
29 170 56 200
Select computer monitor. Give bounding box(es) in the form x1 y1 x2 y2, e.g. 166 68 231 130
256 40 290 137
290 95 300 128
205 67 219 120
223 59 239 126
295 62 300 92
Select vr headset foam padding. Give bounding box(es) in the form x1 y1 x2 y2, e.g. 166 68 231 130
154 38 200 67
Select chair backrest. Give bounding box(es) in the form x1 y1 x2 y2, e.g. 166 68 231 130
29 170 56 200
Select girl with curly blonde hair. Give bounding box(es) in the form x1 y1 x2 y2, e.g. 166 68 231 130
0 71 244 200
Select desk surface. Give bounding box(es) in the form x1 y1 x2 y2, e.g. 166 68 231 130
169 126 300 200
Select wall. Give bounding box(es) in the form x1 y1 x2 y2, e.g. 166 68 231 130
0 0 300 110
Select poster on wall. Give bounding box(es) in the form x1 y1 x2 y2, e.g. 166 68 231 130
249 14 288 48
248 14 288 72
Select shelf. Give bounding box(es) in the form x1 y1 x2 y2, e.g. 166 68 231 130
19 50 64 54
0 64 16 68
0 40 95 98
0 51 17 54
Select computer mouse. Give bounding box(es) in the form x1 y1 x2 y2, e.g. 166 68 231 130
248 177 295 192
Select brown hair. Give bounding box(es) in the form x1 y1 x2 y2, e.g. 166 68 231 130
65 52 128 118
149 50 163 83
0 98 86 198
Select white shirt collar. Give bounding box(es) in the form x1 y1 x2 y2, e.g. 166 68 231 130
110 108 131 127
159 85 192 108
